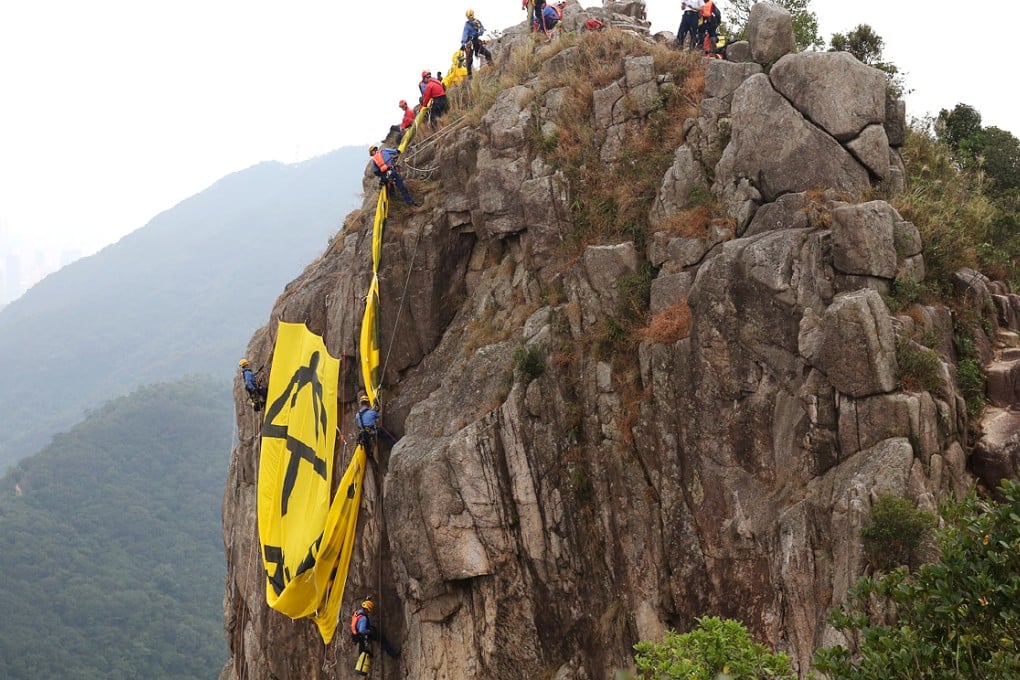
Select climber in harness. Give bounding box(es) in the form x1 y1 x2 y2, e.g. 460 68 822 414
419 70 449 128
351 597 400 676
355 394 398 452
239 358 267 411
369 145 416 206
461 9 494 78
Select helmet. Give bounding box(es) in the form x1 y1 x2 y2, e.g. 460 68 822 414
466 9 474 18
359 394 371 405
368 145 378 155
361 599 375 612
421 69 431 78
399 99 408 108
238 359 250 368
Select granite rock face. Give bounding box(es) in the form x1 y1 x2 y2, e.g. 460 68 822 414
221 4 1020 679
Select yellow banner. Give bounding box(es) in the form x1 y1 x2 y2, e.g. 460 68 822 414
397 104 430 153
312 444 368 642
358 188 387 406
259 322 359 638
359 274 382 407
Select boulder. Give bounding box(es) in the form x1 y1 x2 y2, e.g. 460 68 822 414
838 391 940 459
726 40 753 63
744 192 811 236
846 124 891 179
718 74 870 203
800 289 897 397
830 201 899 279
771 52 887 141
704 59 763 102
885 98 907 146
748 2 794 65
972 407 1020 492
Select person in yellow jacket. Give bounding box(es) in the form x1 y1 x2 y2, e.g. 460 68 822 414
443 47 469 89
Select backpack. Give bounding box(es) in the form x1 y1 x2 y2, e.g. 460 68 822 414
350 609 366 641
711 3 721 23
471 19 484 35
584 18 605 32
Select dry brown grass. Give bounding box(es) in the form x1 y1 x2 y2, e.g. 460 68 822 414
903 305 926 327
640 300 693 344
543 36 703 248
656 205 712 238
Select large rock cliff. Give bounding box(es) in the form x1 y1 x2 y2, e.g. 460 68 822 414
222 3 1020 678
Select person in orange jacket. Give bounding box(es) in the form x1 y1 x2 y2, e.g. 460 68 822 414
369 145 416 206
698 0 721 55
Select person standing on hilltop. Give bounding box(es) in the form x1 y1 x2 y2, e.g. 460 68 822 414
677 0 704 50
461 9 494 77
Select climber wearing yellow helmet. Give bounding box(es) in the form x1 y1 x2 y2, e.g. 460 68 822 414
350 597 399 675
461 8 493 78
238 358 267 411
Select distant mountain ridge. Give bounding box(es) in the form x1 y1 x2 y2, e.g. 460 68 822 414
0 147 365 469
0 377 233 679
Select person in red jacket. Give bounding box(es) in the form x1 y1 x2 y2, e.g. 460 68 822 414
419 70 448 127
387 100 416 145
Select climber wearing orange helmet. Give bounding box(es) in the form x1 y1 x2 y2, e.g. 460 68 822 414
350 597 399 675
461 8 494 78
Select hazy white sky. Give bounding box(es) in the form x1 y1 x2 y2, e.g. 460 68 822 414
1 0 1017 261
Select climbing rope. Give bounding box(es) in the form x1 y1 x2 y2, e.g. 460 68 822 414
234 507 258 680
381 220 425 383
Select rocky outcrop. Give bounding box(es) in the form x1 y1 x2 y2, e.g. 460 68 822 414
221 3 1020 679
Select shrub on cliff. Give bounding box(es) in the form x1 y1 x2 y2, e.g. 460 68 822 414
814 480 1020 678
633 616 794 679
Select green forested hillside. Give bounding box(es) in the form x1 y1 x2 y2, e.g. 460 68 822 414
0 146 364 469
0 377 233 679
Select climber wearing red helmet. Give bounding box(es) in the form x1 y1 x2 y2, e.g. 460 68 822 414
387 99 418 145
398 100 414 131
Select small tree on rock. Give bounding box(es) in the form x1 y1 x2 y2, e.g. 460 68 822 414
634 616 795 679
814 480 1020 679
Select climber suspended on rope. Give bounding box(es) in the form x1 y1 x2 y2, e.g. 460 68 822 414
351 597 400 676
369 145 416 206
239 358 267 411
355 394 398 451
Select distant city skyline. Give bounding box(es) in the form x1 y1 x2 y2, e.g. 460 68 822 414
0 220 83 304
